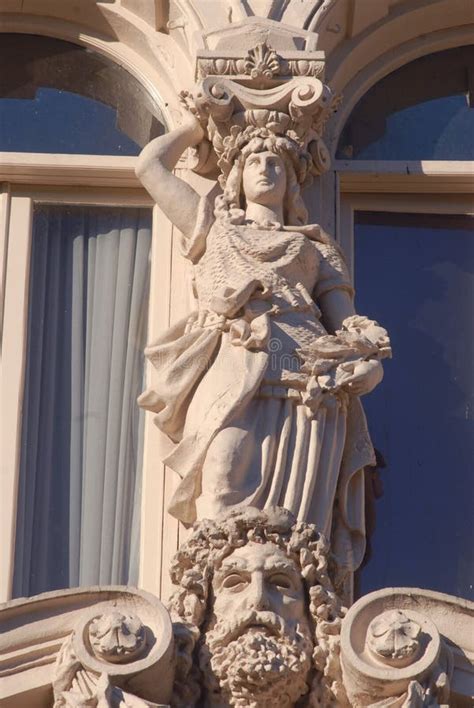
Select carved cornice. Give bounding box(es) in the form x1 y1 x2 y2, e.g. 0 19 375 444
196 41 326 85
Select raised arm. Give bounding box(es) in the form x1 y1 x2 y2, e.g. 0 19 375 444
135 115 205 238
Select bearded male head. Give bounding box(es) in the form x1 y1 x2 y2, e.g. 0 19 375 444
200 540 314 707
168 507 348 707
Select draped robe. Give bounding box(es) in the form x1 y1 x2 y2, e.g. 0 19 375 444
139 198 375 571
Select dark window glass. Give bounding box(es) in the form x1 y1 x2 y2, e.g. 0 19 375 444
354 211 474 600
337 46 474 160
0 34 166 155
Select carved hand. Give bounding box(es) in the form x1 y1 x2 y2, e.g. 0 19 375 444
341 359 384 396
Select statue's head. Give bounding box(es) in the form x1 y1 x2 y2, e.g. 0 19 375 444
214 126 311 226
168 507 346 707
182 79 338 228
242 149 287 208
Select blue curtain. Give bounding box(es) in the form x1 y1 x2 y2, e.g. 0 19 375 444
13 205 152 597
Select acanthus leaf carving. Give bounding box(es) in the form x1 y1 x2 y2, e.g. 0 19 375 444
53 626 159 708
49 592 174 707
243 41 281 80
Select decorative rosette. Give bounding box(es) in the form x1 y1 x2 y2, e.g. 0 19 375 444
88 611 146 664
367 610 422 664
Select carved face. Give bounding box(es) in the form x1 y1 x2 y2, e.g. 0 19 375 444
242 150 287 206
200 542 313 706
212 541 306 628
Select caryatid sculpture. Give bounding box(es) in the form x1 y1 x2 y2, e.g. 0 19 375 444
136 75 391 574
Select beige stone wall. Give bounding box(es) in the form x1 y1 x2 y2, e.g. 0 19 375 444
1 0 473 603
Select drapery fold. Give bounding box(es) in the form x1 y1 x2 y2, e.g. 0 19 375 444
13 205 151 598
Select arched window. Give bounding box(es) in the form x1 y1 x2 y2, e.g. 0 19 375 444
337 45 474 161
1 34 167 598
335 46 474 601
0 34 164 154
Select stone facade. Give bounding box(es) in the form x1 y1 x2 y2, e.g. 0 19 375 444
1 1 473 706
2 513 473 705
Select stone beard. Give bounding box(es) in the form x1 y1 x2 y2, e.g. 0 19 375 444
200 608 314 707
168 508 349 707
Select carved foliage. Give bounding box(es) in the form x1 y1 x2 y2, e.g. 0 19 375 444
52 595 174 707
53 613 155 707
181 74 339 181
244 41 281 80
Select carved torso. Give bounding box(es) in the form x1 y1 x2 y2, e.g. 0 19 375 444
140 202 378 542
194 221 320 310
189 215 352 379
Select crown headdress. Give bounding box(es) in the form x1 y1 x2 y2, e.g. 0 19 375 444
180 76 340 186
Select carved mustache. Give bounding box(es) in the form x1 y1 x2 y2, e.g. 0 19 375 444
211 610 286 645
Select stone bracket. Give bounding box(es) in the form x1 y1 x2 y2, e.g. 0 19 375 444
0 586 175 707
340 587 474 706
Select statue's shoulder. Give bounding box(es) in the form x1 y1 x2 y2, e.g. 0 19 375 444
290 224 352 295
288 223 340 251
305 225 348 264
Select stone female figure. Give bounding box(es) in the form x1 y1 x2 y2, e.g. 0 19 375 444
136 113 389 572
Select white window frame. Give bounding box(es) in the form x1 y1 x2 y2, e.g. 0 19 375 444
0 153 174 601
